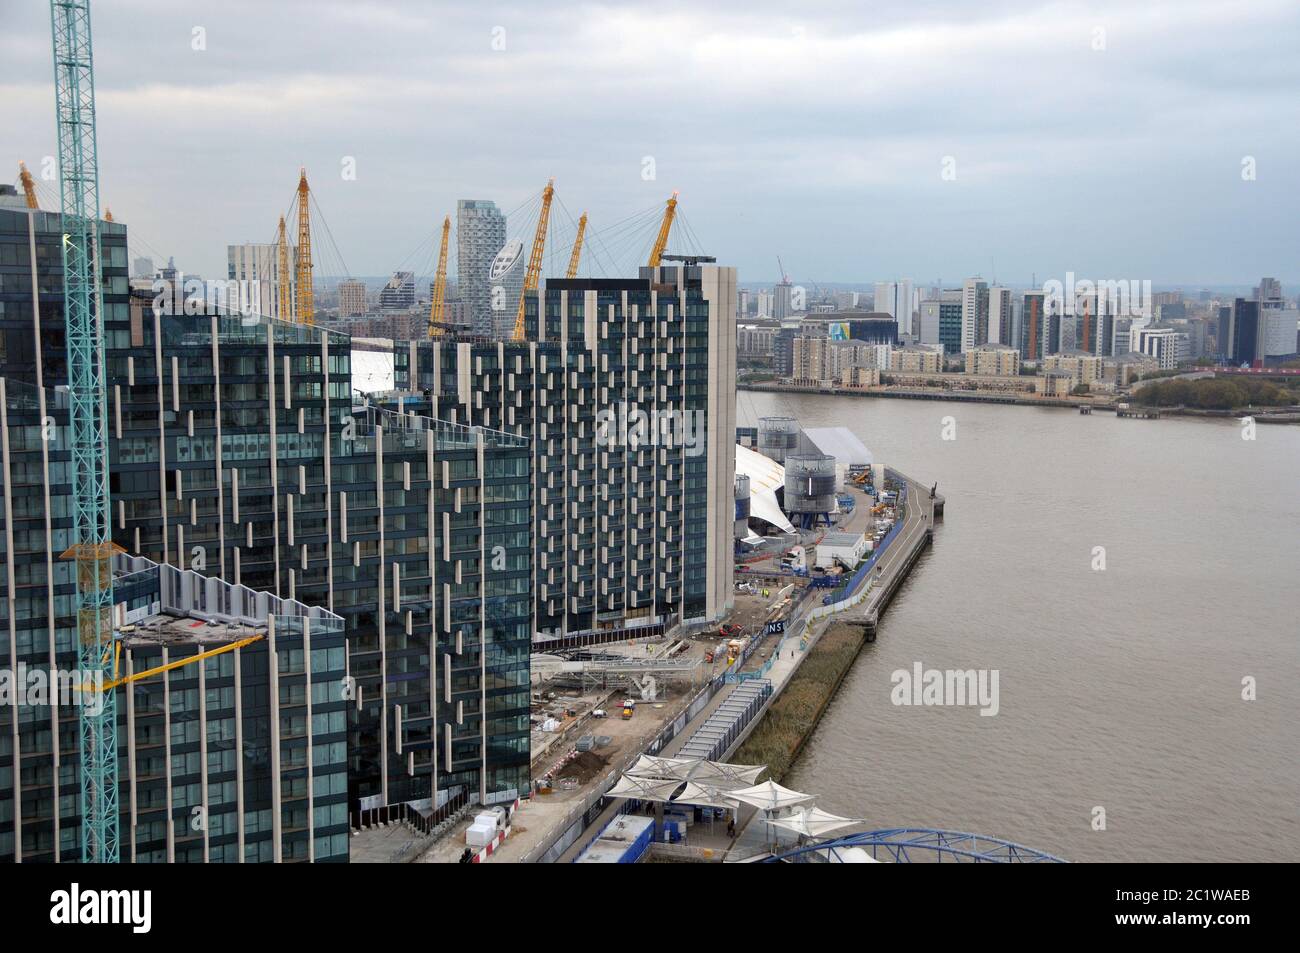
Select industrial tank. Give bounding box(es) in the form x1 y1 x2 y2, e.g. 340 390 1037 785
734 473 751 522
757 415 800 463
784 453 836 527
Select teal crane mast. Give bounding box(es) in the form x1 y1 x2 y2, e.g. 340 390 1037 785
51 0 118 863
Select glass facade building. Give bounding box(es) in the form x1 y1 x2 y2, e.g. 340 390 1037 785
1 203 533 859
386 265 737 643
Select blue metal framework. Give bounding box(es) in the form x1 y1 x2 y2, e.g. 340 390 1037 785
766 828 1068 863
51 0 118 863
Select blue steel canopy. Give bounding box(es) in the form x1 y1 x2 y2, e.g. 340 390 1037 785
766 828 1067 863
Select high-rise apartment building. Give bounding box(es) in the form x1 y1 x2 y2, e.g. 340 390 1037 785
457 200 507 337
988 286 1014 347
390 264 738 636
1022 290 1045 361
874 280 915 335
774 280 794 320
338 279 367 317
227 241 296 321
379 271 416 311
961 278 989 352
1 202 534 857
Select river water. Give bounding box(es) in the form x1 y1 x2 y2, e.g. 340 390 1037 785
738 390 1299 862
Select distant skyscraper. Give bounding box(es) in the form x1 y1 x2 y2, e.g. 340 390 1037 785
774 280 794 320
960 278 989 352
1022 290 1045 361
988 286 1014 347
874 280 916 335
132 255 153 278
1255 277 1282 304
457 199 507 336
488 238 526 339
227 241 295 320
338 278 367 317
379 270 415 311
1228 298 1263 366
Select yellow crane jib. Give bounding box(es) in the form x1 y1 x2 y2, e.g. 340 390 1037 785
512 178 555 342
648 191 678 268
18 160 39 209
566 211 587 279
277 215 292 321
75 634 265 694
295 168 314 326
429 215 451 337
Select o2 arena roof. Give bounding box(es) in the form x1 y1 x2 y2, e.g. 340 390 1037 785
736 443 795 534
800 427 872 467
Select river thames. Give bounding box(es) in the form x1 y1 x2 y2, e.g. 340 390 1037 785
739 390 1300 862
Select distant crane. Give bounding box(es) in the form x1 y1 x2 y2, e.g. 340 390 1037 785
566 211 587 279
512 178 554 342
295 168 314 326
777 255 790 283
104 207 113 222
647 192 678 267
18 160 39 209
50 0 120 863
276 215 292 320
428 214 451 337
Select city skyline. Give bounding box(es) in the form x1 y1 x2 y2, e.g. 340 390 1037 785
3 0 1298 284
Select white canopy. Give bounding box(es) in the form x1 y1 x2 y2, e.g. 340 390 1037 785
686 761 767 787
625 755 699 780
605 775 684 803
764 805 861 838
674 781 740 809
625 755 766 786
735 443 796 533
727 780 817 812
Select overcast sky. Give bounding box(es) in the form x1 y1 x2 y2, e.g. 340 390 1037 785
3 0 1296 287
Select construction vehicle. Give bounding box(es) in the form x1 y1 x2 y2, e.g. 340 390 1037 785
621 700 635 720
511 178 554 341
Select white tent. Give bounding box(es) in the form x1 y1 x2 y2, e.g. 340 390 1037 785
626 755 697 780
727 780 817 812
674 781 740 809
764 806 861 838
625 755 766 787
605 775 684 803
735 443 796 533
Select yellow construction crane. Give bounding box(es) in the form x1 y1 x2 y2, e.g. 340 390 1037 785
18 161 38 209
512 178 555 342
276 215 292 321
295 168 314 326
104 207 113 223
429 215 450 337
647 191 678 267
566 211 587 279
76 632 264 694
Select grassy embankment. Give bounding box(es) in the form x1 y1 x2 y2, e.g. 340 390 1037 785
731 622 866 782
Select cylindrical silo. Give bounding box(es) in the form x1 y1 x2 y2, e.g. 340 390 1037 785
784 453 836 527
734 474 751 522
757 415 799 463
